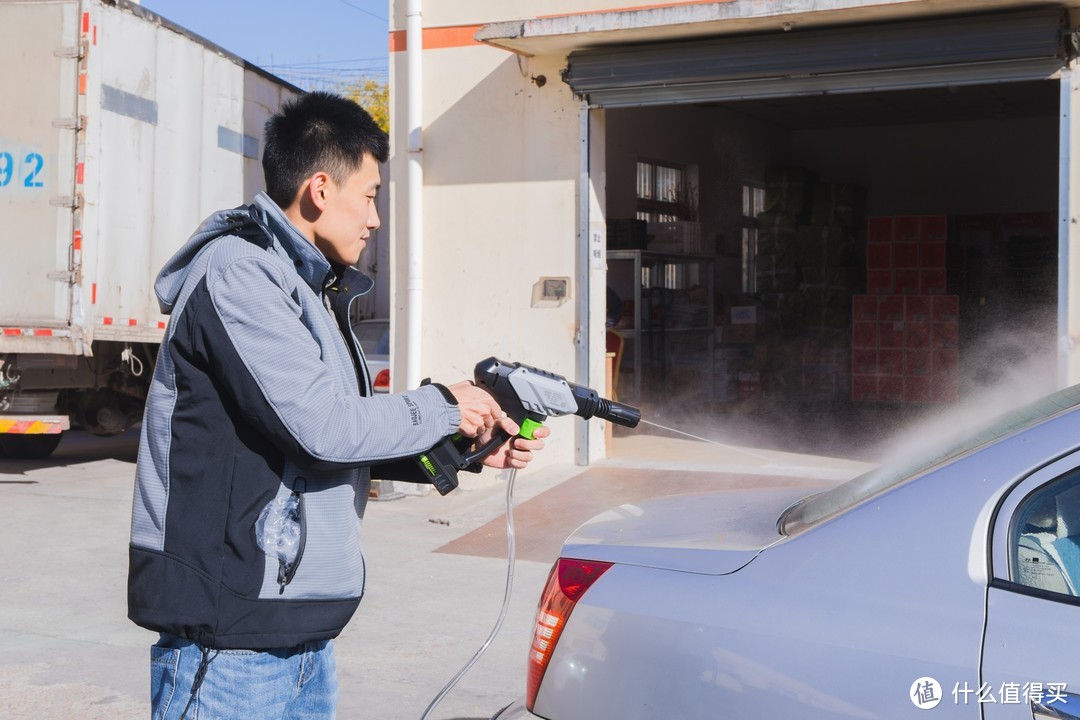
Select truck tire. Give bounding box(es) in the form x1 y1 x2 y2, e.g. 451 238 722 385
0 433 63 460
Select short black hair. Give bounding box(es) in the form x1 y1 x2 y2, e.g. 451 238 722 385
262 91 389 207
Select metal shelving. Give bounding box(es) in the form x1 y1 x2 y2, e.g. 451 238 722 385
607 249 715 402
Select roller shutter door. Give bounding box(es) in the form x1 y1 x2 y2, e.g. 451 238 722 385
564 8 1071 107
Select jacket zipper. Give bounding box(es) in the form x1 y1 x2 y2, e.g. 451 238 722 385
277 489 307 594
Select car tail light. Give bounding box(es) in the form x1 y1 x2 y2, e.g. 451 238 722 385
374 369 390 391
526 557 612 712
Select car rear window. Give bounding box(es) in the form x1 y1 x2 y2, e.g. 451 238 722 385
353 322 389 356
780 384 1080 535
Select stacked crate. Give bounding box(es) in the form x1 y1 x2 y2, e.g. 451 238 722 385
852 216 960 403
756 169 864 402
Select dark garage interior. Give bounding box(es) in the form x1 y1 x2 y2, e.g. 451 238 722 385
603 79 1059 456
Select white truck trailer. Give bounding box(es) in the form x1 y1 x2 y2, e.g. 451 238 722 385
0 0 301 457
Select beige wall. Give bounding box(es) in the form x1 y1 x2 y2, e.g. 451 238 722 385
389 24 600 475
389 1 691 29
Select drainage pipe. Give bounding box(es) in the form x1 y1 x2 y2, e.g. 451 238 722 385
405 0 424 389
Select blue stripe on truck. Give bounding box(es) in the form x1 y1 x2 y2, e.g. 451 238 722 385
217 126 260 159
102 85 158 125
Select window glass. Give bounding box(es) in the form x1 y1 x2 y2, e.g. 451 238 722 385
352 320 389 357
635 159 692 224
1012 474 1080 596
741 183 764 294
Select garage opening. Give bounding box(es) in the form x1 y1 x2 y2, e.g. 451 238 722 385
581 9 1068 456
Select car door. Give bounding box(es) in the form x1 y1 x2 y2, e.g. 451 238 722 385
983 452 1080 719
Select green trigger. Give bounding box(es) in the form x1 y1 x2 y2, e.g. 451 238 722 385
520 418 543 440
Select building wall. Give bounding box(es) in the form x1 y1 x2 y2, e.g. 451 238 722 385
390 1 713 28
389 15 595 475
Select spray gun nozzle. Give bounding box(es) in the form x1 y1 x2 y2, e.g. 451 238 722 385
595 398 641 428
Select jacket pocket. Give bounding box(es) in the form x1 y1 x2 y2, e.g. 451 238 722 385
254 482 308 595
276 490 306 593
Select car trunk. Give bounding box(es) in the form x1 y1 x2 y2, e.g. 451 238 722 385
560 485 825 575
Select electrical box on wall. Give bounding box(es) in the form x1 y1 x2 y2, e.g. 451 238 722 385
531 277 570 308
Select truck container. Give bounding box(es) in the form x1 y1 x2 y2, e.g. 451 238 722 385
0 0 301 458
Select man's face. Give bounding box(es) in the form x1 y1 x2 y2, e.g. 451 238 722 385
312 153 381 267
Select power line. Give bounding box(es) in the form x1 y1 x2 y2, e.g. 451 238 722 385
263 56 388 69
331 0 386 23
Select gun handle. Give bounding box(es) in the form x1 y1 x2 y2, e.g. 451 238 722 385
460 426 513 467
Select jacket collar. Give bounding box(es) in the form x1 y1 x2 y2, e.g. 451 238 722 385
250 191 334 295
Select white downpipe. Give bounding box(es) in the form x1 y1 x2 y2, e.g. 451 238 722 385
405 0 423 389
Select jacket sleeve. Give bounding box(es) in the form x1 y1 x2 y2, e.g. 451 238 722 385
198 252 461 469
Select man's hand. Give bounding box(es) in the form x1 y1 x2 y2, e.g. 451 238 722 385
446 380 503 437
477 417 550 470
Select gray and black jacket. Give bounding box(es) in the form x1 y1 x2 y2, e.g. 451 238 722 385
128 192 461 650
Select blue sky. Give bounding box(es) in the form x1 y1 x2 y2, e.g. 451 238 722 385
139 0 389 90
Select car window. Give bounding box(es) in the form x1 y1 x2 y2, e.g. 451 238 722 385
1011 472 1080 596
781 384 1080 535
353 322 389 356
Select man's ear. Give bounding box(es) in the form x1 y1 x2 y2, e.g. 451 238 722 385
306 172 333 211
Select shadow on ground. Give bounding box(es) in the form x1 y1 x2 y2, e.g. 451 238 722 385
0 427 140 475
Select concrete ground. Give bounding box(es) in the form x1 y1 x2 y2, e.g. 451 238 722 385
0 427 870 720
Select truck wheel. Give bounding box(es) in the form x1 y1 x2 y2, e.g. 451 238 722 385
0 433 63 459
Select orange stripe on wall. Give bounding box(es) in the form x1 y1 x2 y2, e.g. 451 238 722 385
389 25 484 52
388 2 741 52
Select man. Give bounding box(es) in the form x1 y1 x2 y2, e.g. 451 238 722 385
128 92 547 719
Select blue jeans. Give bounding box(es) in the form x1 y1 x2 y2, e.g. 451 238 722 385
150 633 338 720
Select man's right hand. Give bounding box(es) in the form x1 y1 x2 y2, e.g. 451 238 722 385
445 381 503 437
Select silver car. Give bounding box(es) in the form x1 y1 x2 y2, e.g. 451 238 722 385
495 385 1080 719
352 318 390 393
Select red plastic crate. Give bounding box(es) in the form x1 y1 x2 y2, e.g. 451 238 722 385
905 296 932 322
932 295 959 322
879 321 904 348
879 295 905 321
853 375 879 402
878 348 903 375
895 269 920 295
921 269 947 295
853 322 878 348
895 216 921 243
904 376 934 403
919 216 947 243
867 270 894 295
933 348 960 375
880 376 904 403
931 322 959 349
905 321 931 349
905 349 932 376
892 242 919 269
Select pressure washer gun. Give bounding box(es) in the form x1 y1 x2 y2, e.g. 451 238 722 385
417 357 641 495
